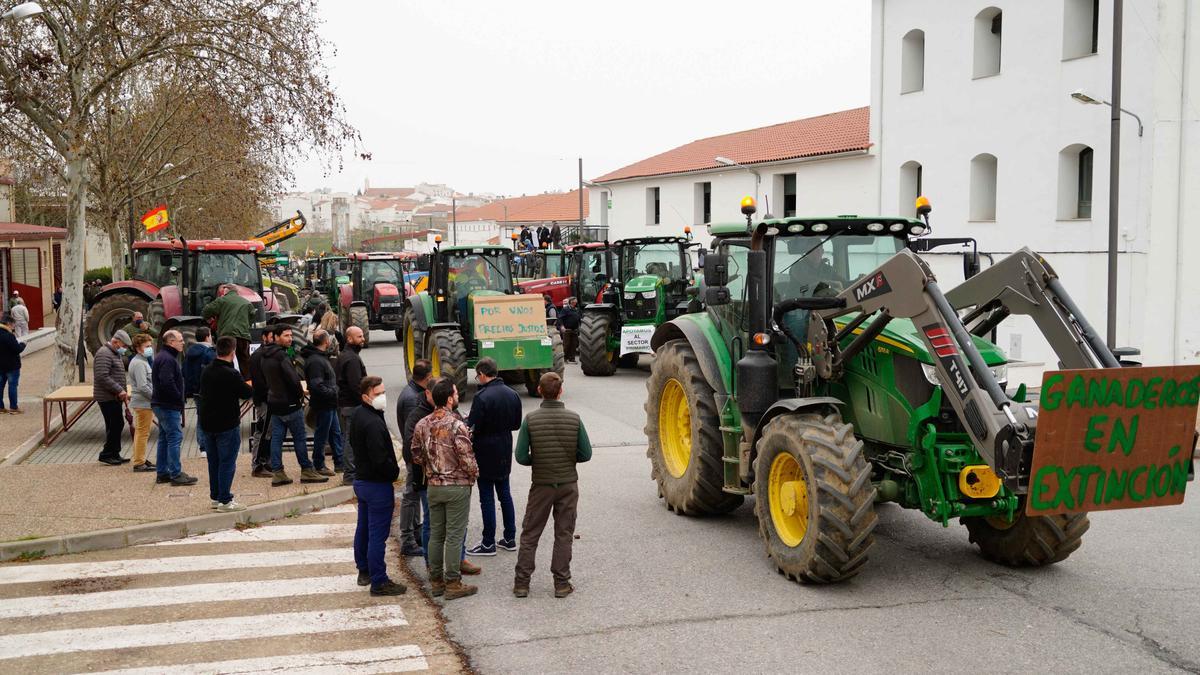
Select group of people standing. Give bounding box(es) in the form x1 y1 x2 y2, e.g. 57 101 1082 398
518 221 562 252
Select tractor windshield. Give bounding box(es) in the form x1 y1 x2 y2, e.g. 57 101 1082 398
621 243 686 283
361 260 402 288
448 251 512 298
194 251 261 306
132 249 178 287
539 253 565 278
773 234 904 299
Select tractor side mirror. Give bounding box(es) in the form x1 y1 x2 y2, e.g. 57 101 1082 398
704 286 730 306
963 251 981 279
703 252 729 287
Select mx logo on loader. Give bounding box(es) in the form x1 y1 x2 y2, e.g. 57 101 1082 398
853 272 891 302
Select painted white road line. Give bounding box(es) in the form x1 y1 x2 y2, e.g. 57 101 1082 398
0 605 408 660
318 503 358 514
0 575 362 619
148 524 356 546
90 644 428 675
0 548 352 585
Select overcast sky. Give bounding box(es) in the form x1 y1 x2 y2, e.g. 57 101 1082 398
291 0 871 197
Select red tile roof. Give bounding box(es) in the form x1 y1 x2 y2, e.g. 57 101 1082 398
367 198 421 211
362 187 415 199
455 190 588 223
592 107 870 183
0 222 66 240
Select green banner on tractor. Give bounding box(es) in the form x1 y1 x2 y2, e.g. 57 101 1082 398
479 336 554 371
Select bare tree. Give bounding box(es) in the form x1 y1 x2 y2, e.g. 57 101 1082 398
0 1 357 389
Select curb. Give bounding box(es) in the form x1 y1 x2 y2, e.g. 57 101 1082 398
0 485 355 562
1 429 46 466
18 327 56 357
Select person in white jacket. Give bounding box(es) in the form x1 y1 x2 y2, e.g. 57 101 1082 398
128 334 157 472
9 298 29 338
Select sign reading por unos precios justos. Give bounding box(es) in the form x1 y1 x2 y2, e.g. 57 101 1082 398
1026 365 1200 516
472 294 548 341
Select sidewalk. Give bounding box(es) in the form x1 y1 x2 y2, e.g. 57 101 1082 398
0 346 54 461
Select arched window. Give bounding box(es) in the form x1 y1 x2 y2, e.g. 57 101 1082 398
969 153 997 221
1058 144 1094 219
901 29 925 94
973 7 1002 78
1063 0 1100 59
899 161 923 216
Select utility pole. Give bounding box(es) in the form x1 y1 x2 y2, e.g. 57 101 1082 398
1106 0 1123 348
451 195 457 245
577 157 584 241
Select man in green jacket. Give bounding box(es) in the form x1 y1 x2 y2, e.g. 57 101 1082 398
512 371 592 599
202 284 254 376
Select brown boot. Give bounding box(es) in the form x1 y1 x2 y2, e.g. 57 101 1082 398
459 559 481 575
444 578 478 600
555 583 574 598
300 468 330 483
430 575 445 597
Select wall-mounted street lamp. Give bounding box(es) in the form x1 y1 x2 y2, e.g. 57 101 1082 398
0 2 43 21
715 156 761 209
1071 90 1143 137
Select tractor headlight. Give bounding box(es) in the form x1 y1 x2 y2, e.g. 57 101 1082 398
624 292 637 300
922 362 1008 389
641 290 657 299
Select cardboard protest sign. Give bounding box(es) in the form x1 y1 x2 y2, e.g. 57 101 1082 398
473 294 548 341
1026 365 1200 516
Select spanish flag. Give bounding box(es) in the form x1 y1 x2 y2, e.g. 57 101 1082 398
142 205 170 233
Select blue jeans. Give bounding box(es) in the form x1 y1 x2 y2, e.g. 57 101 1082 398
270 408 311 471
477 476 516 546
193 396 207 453
354 480 396 588
153 407 183 478
312 409 344 470
0 369 18 409
203 426 240 503
421 490 466 565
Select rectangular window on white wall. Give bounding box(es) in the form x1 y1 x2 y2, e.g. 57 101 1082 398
1057 144 1093 219
1063 0 1100 59
693 182 711 225
973 8 1002 78
782 174 797 217
600 191 610 229
901 29 925 93
646 187 660 226
969 153 997 221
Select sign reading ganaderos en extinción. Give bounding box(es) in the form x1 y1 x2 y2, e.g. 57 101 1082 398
473 294 548 341
1026 366 1200 516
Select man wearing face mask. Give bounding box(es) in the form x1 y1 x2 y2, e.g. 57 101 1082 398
350 375 406 596
94 330 132 466
335 326 368 485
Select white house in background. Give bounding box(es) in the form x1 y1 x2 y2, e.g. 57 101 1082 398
870 0 1198 368
589 108 878 242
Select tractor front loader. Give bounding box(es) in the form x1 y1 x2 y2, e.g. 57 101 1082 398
645 198 1198 583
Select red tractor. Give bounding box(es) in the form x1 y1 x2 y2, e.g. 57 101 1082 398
339 251 421 346
85 241 180 353
516 242 611 309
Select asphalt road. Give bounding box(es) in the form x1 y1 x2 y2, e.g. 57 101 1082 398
362 330 1200 675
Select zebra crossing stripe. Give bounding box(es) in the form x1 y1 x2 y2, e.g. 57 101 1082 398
0 575 363 619
148 524 356 545
89 645 428 674
0 549 353 585
0 605 409 660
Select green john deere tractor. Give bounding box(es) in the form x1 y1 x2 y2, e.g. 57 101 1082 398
644 198 1195 583
401 243 564 397
578 235 698 376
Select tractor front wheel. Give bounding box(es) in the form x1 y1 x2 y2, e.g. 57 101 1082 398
753 412 877 583
428 329 468 395
963 511 1089 567
643 339 742 515
402 306 424 380
349 305 371 348
523 331 565 396
578 312 618 376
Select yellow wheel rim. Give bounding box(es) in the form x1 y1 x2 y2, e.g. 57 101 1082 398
429 339 442 376
769 452 809 547
405 326 415 370
985 515 1017 530
658 378 691 478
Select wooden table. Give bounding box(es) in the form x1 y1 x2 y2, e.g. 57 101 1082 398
42 385 98 447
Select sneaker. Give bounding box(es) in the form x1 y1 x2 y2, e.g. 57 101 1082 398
155 474 172 484
315 466 336 477
401 543 425 557
210 499 220 509
271 470 293 486
98 456 123 466
555 583 574 598
252 466 274 478
357 570 371 587
467 542 497 557
132 462 155 472
513 584 529 598
199 451 207 458
370 580 407 596
497 538 517 552
444 579 478 600
299 468 330 483
8 408 22 414
217 500 246 512
170 472 199 486
459 559 482 575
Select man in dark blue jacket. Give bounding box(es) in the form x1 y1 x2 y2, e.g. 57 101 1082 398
466 357 523 556
183 327 216 457
153 330 197 486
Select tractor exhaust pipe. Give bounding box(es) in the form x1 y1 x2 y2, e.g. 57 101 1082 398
737 222 778 433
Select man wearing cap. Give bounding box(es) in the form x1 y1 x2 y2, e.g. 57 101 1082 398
94 330 132 465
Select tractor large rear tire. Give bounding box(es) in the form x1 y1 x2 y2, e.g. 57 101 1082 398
523 331 565 397
963 511 1089 567
754 412 877 583
349 306 371 348
644 339 742 515
402 306 425 381
85 293 149 354
578 312 618 376
428 329 468 395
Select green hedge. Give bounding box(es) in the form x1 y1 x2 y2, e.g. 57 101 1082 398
84 268 113 284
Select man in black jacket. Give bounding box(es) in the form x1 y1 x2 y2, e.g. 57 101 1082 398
260 325 327 486
248 325 277 477
351 375 406 596
396 358 431 557
303 330 343 476
466 358 523 556
335 325 367 485
200 337 254 512
558 297 580 363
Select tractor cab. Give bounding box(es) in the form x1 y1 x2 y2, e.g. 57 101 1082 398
435 245 515 328
318 256 351 299
339 251 416 345
130 244 181 288
146 239 270 345
516 242 612 308
613 236 695 323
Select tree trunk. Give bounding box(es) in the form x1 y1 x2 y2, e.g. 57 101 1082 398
51 148 89 390
107 220 125 281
